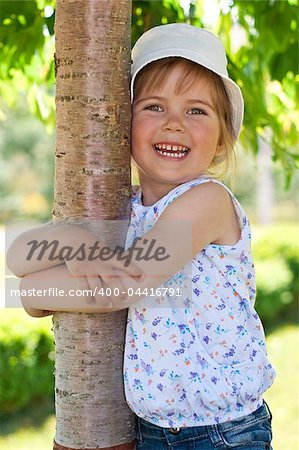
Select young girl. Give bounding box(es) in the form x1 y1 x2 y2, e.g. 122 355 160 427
123 23 275 450
8 23 275 449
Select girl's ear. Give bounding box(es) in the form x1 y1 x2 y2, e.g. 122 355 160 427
216 132 225 151
216 142 225 153
213 143 225 163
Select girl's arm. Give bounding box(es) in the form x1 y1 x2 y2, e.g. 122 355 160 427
8 185 138 280
114 182 240 307
21 182 240 313
20 264 119 315
7 219 140 277
6 222 103 278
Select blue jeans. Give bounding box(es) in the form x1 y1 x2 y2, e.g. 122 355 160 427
136 401 273 449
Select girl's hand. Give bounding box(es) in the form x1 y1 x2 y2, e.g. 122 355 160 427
23 307 52 318
65 246 144 306
19 263 129 314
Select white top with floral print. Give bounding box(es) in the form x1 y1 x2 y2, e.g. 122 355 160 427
123 177 276 428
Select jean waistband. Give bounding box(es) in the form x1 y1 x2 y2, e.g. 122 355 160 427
137 400 272 435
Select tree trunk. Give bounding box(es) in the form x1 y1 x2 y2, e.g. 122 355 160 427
53 1 135 449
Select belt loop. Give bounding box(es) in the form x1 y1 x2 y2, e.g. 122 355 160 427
263 400 273 422
207 424 223 447
136 416 143 445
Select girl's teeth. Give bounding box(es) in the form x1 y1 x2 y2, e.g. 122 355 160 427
154 143 189 158
155 144 189 152
156 149 187 158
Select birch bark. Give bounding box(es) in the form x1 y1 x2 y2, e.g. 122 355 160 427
53 1 135 448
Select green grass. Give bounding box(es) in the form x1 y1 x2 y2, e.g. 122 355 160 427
0 399 56 450
0 323 298 449
0 417 56 450
263 324 299 449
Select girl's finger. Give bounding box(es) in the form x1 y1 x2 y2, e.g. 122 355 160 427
112 257 144 280
87 274 112 308
66 260 86 278
24 307 52 317
100 272 127 300
86 274 101 305
74 273 93 303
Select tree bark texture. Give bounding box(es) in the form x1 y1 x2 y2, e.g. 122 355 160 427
53 1 134 448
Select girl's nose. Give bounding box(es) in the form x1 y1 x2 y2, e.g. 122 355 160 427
162 113 185 132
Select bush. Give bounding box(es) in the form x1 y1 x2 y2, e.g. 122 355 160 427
252 224 299 328
0 311 54 417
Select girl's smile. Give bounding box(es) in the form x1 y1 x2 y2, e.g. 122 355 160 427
153 142 190 160
132 63 222 205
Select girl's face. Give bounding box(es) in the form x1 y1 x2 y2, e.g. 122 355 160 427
132 63 222 196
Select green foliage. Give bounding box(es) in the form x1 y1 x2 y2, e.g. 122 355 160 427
132 0 186 45
217 0 299 185
0 1 51 71
0 0 298 180
0 0 55 126
0 101 54 222
0 311 54 417
252 224 299 329
255 259 293 322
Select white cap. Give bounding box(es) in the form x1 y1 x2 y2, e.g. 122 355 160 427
131 23 244 140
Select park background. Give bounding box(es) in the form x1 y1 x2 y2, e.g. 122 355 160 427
0 0 298 449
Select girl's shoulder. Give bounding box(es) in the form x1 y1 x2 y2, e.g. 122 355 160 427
168 177 247 224
160 178 249 249
131 177 249 231
161 177 236 212
162 179 235 223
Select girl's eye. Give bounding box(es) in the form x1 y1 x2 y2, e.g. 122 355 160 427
187 108 206 115
145 104 163 112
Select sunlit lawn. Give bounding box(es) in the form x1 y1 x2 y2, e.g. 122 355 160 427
2 417 55 450
264 324 299 449
0 319 298 450
0 407 56 450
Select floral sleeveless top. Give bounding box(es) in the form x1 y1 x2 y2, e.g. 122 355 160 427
123 177 276 427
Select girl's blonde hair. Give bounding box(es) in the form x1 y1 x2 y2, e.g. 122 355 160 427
133 57 236 182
